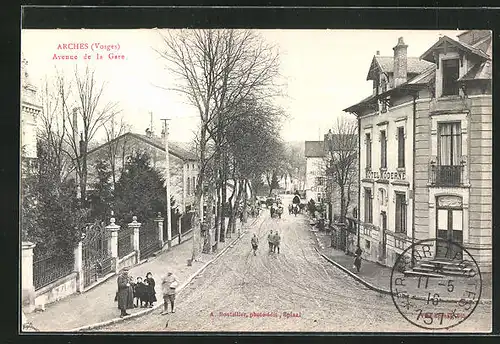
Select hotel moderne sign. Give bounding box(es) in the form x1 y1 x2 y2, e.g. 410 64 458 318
365 169 406 181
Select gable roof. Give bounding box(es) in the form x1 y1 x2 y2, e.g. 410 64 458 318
366 56 433 81
305 141 325 158
86 132 197 161
420 35 490 62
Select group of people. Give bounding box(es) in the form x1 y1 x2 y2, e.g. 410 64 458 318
116 267 179 317
267 230 281 254
270 203 283 219
116 268 157 317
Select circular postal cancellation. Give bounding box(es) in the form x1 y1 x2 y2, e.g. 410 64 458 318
390 238 482 330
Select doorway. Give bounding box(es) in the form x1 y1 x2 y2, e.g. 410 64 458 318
435 196 463 260
380 211 387 260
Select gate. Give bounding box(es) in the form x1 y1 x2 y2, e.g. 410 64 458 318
139 220 161 259
81 221 113 288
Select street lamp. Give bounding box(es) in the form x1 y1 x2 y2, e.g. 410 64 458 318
160 118 172 249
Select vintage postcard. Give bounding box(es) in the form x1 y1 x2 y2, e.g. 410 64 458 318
20 27 492 333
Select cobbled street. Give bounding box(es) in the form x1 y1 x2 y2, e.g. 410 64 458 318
98 195 491 333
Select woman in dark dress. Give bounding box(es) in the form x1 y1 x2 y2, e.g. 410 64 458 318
145 272 157 307
353 246 363 273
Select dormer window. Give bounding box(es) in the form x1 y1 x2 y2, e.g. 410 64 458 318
442 59 460 96
380 78 388 113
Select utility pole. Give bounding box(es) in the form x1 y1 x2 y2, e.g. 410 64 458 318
161 118 172 249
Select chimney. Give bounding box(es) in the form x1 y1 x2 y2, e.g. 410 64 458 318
393 37 408 88
376 50 380 55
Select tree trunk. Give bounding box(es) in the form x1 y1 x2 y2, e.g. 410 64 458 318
340 185 346 224
203 187 214 253
191 126 207 262
220 174 227 242
242 179 249 224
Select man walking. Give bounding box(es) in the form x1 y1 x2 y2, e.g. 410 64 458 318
251 234 259 256
160 271 179 315
116 267 132 317
267 230 274 253
273 231 281 254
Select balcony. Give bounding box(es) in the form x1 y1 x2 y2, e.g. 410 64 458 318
429 164 464 187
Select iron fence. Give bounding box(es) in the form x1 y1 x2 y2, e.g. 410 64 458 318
33 251 74 290
118 226 134 259
81 221 113 288
181 211 196 233
139 220 161 259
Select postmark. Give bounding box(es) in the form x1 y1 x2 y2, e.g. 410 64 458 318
390 238 482 330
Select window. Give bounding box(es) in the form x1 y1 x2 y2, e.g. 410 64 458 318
438 122 462 166
365 133 372 169
192 177 196 194
187 176 191 195
380 130 387 169
364 188 373 223
397 127 405 168
316 176 324 186
442 59 460 96
380 78 388 113
395 192 407 234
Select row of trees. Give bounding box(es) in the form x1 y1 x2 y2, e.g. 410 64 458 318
158 29 287 258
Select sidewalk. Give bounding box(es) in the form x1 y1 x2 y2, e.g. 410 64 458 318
313 230 492 302
27 225 246 331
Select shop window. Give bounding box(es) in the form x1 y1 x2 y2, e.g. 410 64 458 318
364 188 373 224
395 192 407 234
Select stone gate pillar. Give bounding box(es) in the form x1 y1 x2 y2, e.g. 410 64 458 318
129 216 141 263
155 212 164 248
106 217 120 273
21 242 36 313
74 241 83 293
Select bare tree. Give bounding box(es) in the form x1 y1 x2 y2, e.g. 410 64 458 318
38 73 72 186
102 114 130 189
61 66 121 203
157 29 281 261
324 117 358 223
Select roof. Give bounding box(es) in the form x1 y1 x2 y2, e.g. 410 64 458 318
343 94 378 113
366 56 433 80
304 141 325 158
420 35 490 62
458 60 492 81
86 132 197 161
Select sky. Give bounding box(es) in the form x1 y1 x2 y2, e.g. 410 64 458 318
21 29 463 143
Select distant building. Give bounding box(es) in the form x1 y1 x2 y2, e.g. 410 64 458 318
344 31 492 272
86 130 198 212
304 141 327 203
20 55 42 177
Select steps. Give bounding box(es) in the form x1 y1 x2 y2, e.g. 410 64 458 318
404 259 473 278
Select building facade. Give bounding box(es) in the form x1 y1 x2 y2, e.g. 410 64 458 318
21 56 42 177
304 141 327 203
344 31 492 272
86 131 198 212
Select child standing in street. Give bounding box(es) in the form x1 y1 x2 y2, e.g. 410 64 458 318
251 234 259 256
145 272 157 307
160 271 179 315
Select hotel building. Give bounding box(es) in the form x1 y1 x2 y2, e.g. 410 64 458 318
343 30 492 272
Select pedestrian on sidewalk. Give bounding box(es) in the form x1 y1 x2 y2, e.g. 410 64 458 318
134 277 147 308
251 234 259 256
353 245 363 273
273 232 281 254
116 267 132 317
145 272 157 308
267 230 274 253
160 271 179 315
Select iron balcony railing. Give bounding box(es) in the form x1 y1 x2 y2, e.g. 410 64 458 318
429 164 463 187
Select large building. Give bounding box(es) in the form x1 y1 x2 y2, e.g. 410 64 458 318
86 129 198 212
343 30 492 272
21 55 42 176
